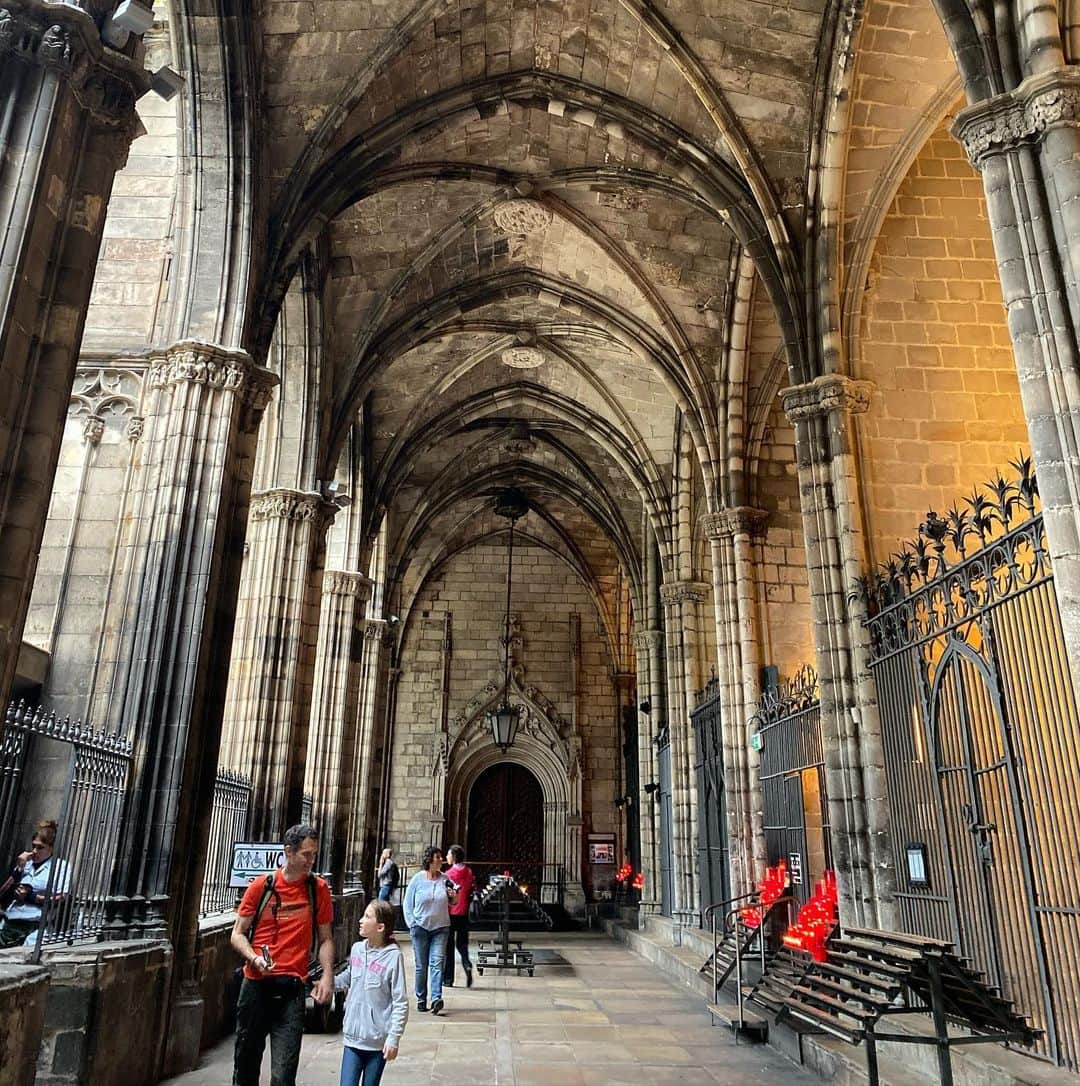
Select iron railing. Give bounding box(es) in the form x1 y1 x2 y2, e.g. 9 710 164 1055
200 769 253 916
0 702 132 958
857 458 1080 1069
750 664 831 904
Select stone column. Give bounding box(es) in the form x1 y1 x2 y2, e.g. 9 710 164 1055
349 618 392 875
660 579 711 925
305 570 372 890
703 507 769 897
0 5 148 700
218 488 336 841
781 374 893 927
953 67 1080 694
632 628 663 915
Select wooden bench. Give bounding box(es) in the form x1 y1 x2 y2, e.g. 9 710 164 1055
775 927 1038 1086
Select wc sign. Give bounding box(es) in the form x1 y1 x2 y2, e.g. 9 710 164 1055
230 843 286 888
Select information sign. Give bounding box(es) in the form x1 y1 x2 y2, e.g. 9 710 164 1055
229 842 285 888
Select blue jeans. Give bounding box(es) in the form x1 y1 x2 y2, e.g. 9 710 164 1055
410 925 448 1002
340 1046 386 1086
377 885 392 902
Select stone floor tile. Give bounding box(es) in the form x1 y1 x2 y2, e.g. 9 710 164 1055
162 933 820 1086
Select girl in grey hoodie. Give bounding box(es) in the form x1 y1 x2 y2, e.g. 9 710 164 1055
334 899 409 1086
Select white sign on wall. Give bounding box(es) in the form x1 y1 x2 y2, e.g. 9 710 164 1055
229 842 285 888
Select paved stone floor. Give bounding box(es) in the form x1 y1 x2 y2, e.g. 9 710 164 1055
165 933 813 1085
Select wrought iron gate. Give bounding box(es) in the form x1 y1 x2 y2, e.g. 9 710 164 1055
656 723 674 917
750 665 830 904
860 460 1080 1068
691 676 729 913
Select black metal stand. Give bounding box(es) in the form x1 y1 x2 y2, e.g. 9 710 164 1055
475 875 541 977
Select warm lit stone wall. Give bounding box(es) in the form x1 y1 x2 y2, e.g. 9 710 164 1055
855 121 1029 557
756 402 814 679
386 541 619 870
82 7 179 350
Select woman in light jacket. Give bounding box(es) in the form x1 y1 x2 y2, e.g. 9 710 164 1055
401 845 456 1015
335 898 408 1086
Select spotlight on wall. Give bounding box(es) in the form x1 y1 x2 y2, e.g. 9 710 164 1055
102 0 154 47
614 794 634 810
150 65 185 101
387 615 401 626
638 700 651 714
643 782 659 796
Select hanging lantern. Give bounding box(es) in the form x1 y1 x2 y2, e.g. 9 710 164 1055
486 487 528 750
489 703 519 749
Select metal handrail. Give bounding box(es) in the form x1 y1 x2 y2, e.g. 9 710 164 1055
703 889 758 926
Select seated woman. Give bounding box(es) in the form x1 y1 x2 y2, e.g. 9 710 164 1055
0 820 69 948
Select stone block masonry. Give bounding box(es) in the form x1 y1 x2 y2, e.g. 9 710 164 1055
0 960 49 1086
34 941 172 1086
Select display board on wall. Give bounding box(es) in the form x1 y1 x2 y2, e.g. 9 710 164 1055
587 833 616 864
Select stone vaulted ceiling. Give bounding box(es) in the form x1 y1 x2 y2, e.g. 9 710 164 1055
247 0 834 623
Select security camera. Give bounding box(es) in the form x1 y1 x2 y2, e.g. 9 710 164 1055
643 782 659 795
387 615 401 626
639 700 651 714
150 66 185 101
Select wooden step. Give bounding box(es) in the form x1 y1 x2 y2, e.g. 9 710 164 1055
792 984 879 1021
706 999 769 1042
783 997 864 1043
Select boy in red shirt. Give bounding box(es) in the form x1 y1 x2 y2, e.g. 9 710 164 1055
443 844 475 988
230 824 335 1085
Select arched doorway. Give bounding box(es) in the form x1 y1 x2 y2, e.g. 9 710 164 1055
467 762 544 888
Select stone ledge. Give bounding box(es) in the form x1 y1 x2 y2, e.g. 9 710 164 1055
0 961 49 1086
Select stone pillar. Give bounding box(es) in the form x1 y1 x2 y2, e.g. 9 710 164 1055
781 374 893 927
660 579 711 925
953 67 1080 694
633 628 663 915
102 340 275 1072
0 5 148 700
305 570 372 890
703 507 769 897
349 618 392 874
219 488 336 841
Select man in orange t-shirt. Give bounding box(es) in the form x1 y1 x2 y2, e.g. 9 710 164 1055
230 824 335 1086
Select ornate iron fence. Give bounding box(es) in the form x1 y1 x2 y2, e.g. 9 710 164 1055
0 702 132 958
749 665 830 904
200 769 253 916
857 458 1080 1068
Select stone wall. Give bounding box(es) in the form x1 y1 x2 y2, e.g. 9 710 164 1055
756 400 814 678
36 941 172 1086
387 541 619 871
0 961 49 1086
856 120 1029 557
82 5 178 351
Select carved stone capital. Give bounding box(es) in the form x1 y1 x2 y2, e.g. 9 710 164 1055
83 416 105 445
701 506 769 540
322 570 373 600
250 488 336 527
632 628 663 652
953 67 1080 167
659 580 711 606
146 340 278 416
126 416 144 442
0 3 151 135
781 373 872 422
